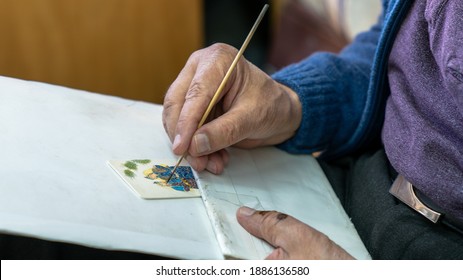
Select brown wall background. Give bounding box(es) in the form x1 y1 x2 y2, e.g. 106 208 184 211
0 0 203 104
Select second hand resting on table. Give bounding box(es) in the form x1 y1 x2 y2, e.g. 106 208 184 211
162 43 353 260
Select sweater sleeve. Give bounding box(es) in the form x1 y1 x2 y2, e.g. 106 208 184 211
273 10 385 157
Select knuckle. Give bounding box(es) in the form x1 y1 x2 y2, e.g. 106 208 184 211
189 43 237 64
259 211 288 245
162 97 176 114
185 81 206 102
260 210 280 229
175 116 191 134
209 43 237 55
162 100 178 136
209 44 238 69
189 48 204 62
162 116 169 135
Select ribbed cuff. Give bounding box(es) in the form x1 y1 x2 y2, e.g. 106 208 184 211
272 54 344 154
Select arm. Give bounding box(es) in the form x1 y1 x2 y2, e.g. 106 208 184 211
162 1 389 173
274 14 385 157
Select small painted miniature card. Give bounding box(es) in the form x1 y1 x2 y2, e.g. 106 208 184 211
108 159 201 199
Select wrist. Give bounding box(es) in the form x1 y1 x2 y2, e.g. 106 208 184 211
278 83 302 141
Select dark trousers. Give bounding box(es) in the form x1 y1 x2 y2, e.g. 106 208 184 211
319 149 463 259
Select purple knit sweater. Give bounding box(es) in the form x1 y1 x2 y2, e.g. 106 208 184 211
383 1 463 222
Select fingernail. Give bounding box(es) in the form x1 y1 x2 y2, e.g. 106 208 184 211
206 160 217 174
186 155 198 171
172 134 181 151
193 133 211 154
239 206 256 217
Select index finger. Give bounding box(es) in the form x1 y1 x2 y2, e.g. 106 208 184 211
168 44 238 156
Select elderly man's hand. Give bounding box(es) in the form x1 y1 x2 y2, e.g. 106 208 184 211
236 206 354 260
162 43 301 174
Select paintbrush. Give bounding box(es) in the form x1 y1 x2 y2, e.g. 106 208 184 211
166 4 269 184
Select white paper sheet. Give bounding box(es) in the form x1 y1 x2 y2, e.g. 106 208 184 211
0 76 222 259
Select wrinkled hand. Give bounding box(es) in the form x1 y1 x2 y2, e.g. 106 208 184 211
162 43 301 174
236 206 354 260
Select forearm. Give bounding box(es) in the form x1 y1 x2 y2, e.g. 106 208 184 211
273 19 384 156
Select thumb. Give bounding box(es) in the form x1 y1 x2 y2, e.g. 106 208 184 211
236 206 355 260
236 206 293 250
188 110 259 156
